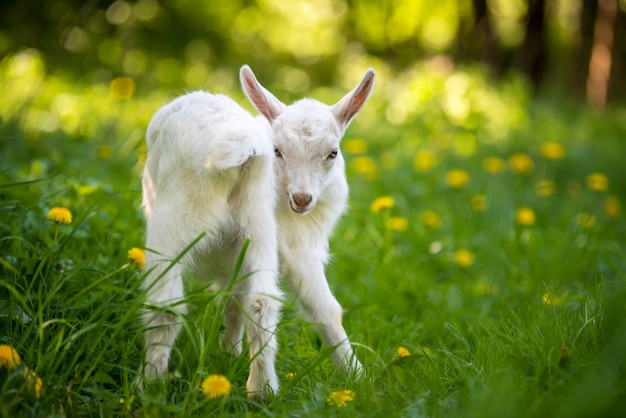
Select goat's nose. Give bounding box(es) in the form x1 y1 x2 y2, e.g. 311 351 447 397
292 192 312 207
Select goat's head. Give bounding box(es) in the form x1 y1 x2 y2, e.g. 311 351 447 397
240 65 375 214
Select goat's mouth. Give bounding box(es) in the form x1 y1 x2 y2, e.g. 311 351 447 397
289 200 314 214
289 193 315 214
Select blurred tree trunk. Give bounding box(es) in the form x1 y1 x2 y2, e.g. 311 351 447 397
608 3 626 103
514 0 547 91
572 0 598 99
586 0 618 107
470 0 501 76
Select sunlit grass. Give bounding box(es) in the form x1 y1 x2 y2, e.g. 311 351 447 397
1 58 626 417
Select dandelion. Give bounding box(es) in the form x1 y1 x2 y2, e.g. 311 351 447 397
413 150 437 172
605 195 621 218
454 249 474 268
97 144 113 160
381 152 398 170
128 247 145 268
0 345 21 369
343 138 368 155
567 181 582 197
508 153 534 175
396 346 411 358
23 369 43 398
471 194 486 212
370 196 395 213
326 389 355 407
516 206 536 226
350 156 378 180
576 213 596 229
473 281 499 296
586 172 609 192
482 156 506 174
535 180 556 197
558 345 570 368
47 207 72 224
445 169 470 189
386 217 409 232
542 293 564 306
418 347 433 357
540 141 565 160
285 372 296 380
110 76 136 99
201 374 231 399
420 210 442 229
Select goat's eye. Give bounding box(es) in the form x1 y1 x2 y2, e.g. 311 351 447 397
274 146 282 158
326 149 338 160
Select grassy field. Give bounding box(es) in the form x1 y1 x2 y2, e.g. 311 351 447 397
1 55 626 417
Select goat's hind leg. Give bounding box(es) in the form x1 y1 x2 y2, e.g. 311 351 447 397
138 226 187 388
229 155 282 399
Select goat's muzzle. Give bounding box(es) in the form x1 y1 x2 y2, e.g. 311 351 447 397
290 192 313 214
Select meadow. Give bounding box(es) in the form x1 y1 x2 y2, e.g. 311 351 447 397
1 51 626 417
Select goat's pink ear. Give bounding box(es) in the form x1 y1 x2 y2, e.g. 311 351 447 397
332 68 375 129
240 65 286 122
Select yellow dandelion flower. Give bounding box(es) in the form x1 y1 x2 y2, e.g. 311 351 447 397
559 345 570 367
23 369 43 398
576 213 596 229
97 144 113 160
454 249 474 268
350 156 378 180
516 206 536 226
326 389 355 408
605 195 621 218
47 207 73 225
0 345 21 369
396 346 411 358
482 156 506 174
586 172 609 192
285 372 296 380
381 152 398 170
110 76 136 100
413 150 437 172
420 210 442 229
370 196 395 213
567 181 582 197
508 153 534 175
473 281 499 296
540 141 565 160
343 138 368 155
542 293 564 306
201 374 231 399
536 180 556 197
471 194 486 212
419 347 433 357
446 169 470 189
386 216 409 232
128 247 145 268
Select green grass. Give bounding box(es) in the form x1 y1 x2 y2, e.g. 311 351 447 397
1 67 626 417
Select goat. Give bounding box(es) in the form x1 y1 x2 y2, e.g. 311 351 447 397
138 65 375 399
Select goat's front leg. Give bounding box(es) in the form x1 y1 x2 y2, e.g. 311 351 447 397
282 250 363 376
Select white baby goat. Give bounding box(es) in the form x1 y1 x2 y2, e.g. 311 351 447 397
139 65 375 399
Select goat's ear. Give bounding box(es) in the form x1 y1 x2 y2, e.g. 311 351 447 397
240 65 286 122
332 68 375 129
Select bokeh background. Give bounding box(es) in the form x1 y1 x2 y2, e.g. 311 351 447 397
2 2 626 416
1 0 626 145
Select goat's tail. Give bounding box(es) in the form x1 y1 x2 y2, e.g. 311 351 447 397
207 137 261 170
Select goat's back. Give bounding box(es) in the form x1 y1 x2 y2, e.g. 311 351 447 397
141 91 273 219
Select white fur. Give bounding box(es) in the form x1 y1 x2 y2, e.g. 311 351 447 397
138 66 375 399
